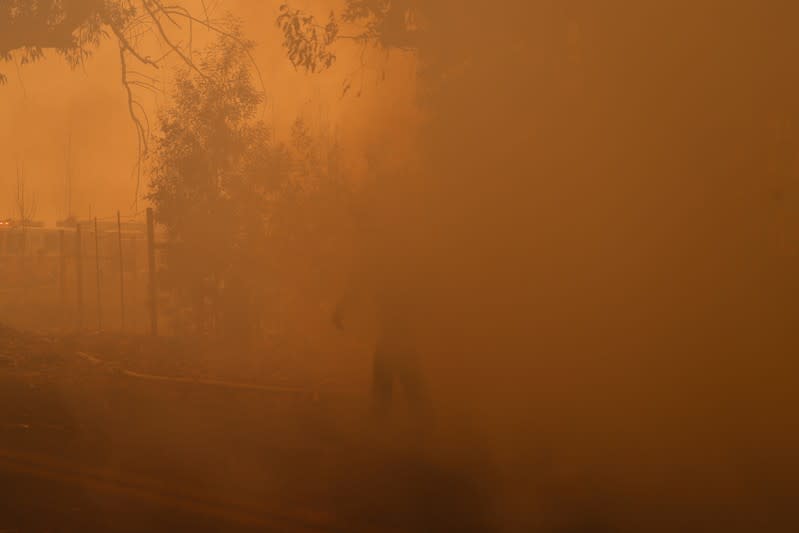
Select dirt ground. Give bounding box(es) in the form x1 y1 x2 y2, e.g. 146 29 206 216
0 325 507 533
1 324 797 533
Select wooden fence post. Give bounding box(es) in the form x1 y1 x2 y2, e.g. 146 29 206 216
75 223 83 331
117 211 125 332
94 217 102 332
131 234 138 333
59 229 66 328
146 207 158 336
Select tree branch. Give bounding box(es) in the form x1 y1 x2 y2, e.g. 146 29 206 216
142 0 207 79
110 24 160 68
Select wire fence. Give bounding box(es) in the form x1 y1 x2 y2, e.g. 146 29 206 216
0 211 159 335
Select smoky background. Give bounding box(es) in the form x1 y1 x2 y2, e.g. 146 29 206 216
0 2 798 532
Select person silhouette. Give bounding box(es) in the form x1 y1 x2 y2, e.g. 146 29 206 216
333 278 429 420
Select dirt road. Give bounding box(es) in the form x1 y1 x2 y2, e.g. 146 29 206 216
0 328 494 533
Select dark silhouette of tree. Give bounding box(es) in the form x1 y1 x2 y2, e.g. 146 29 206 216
14 159 38 226
277 0 421 72
1 1 262 201
0 1 243 82
0 0 109 71
147 30 286 338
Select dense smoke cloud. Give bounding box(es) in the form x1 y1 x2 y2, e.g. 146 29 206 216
1 2 798 531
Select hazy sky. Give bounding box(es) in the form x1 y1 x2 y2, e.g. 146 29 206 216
0 0 418 223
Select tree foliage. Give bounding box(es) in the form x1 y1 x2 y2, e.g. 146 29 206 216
1 0 110 83
276 4 338 73
1 1 261 203
148 31 354 341
147 32 286 337
276 0 421 75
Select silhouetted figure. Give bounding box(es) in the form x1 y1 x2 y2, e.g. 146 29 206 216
333 277 430 421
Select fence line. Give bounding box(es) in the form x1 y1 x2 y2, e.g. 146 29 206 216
0 219 156 335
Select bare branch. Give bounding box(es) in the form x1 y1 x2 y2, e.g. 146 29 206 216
158 7 267 102
14 159 38 224
129 79 161 93
128 69 160 82
133 101 152 135
119 45 148 204
157 3 195 60
200 0 211 25
110 24 160 69
142 0 207 79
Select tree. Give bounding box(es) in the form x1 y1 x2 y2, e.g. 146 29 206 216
1 1 241 81
267 116 353 321
14 159 38 226
2 1 261 199
0 0 108 72
147 30 286 339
